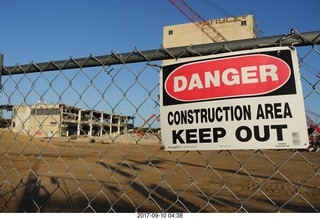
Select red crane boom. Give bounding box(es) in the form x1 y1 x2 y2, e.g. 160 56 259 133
169 0 227 43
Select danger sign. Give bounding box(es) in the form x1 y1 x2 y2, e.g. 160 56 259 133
160 47 309 151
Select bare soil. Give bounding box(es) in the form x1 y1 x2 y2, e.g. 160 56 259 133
0 130 319 213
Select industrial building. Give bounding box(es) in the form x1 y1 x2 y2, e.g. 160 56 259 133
0 103 134 138
163 14 258 48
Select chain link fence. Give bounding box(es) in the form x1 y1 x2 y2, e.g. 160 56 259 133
0 29 319 213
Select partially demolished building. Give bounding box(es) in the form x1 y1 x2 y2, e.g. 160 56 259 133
1 103 134 138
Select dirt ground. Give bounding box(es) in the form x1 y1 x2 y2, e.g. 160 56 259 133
0 129 319 213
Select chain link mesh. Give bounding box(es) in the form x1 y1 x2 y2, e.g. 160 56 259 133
0 30 319 212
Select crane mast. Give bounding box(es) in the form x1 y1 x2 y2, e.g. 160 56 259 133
169 0 227 43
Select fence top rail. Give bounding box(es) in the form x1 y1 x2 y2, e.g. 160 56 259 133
2 29 320 75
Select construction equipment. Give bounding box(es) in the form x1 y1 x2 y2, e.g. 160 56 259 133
305 108 320 151
135 114 160 135
169 0 227 42
306 109 320 133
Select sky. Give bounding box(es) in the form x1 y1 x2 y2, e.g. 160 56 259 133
0 0 319 127
1 0 318 64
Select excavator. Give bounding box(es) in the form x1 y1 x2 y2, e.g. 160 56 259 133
135 114 160 136
306 109 320 151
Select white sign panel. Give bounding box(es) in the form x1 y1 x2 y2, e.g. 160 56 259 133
160 47 309 151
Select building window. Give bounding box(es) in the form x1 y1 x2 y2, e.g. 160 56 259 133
32 108 59 115
168 30 173 35
241 20 247 26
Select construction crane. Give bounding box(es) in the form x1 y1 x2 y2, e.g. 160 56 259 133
169 0 227 43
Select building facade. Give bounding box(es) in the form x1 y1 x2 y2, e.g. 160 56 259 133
163 14 258 48
5 104 134 138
